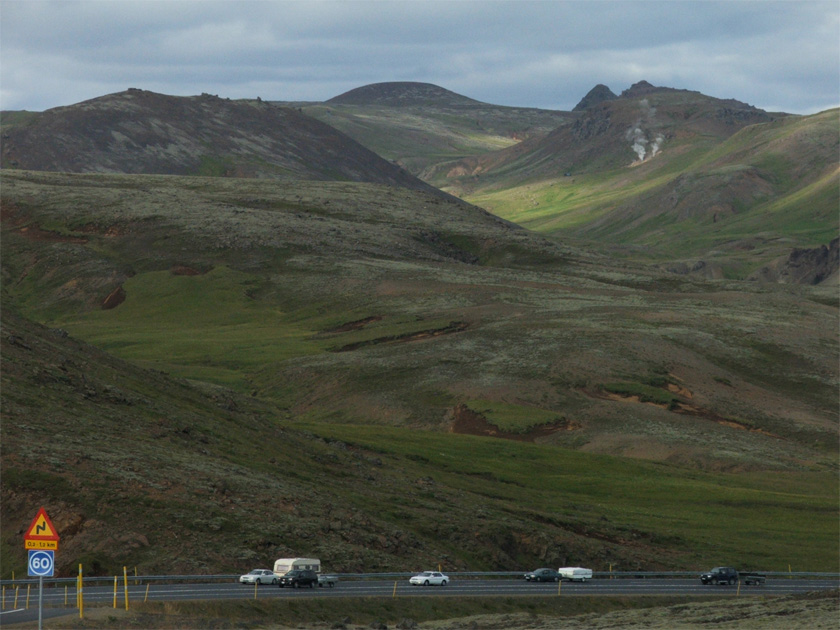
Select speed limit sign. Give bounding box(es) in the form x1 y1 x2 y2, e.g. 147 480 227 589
28 550 55 577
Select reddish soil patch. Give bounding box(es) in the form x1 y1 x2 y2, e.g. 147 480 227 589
76 223 126 237
2 202 88 244
323 316 383 334
102 286 126 310
332 321 468 352
17 225 87 243
450 403 580 442
582 387 782 439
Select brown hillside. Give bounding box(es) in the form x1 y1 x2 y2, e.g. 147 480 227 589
0 89 442 195
440 82 782 186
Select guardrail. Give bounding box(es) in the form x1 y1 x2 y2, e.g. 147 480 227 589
1 571 838 587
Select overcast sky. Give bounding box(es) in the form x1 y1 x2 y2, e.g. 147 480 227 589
2 0 838 115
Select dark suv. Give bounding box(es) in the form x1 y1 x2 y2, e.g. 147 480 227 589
700 567 738 585
278 569 318 588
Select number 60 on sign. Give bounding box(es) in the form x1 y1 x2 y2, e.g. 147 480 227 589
28 550 55 577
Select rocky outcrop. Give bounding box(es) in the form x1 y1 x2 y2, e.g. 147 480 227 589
749 237 839 284
573 84 618 111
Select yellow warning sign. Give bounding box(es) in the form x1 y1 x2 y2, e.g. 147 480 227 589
25 539 58 550
24 507 60 548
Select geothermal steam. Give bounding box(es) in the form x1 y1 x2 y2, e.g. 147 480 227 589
625 99 664 163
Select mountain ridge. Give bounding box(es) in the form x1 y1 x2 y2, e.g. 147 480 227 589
0 88 445 197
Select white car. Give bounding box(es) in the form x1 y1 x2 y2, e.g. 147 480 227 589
239 569 278 585
409 571 449 586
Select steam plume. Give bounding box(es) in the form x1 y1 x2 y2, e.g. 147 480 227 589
625 99 663 163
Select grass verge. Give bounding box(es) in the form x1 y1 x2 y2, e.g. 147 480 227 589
36 594 722 629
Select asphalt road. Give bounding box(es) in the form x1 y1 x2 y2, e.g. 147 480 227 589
2 578 838 626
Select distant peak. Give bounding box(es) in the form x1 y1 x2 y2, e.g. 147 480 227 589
327 82 483 107
620 81 660 98
573 84 618 111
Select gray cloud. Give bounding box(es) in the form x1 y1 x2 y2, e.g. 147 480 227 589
2 0 838 114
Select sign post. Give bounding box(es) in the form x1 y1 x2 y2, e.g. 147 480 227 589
24 508 60 630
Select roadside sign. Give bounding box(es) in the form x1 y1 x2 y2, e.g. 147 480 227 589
25 538 59 550
24 507 60 551
28 550 55 577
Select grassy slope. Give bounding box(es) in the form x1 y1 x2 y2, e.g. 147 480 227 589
2 310 836 579
461 110 839 274
27 591 840 629
3 172 836 458
301 103 569 176
1 170 837 577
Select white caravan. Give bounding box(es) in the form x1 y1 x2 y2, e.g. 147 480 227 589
558 567 593 582
273 557 321 577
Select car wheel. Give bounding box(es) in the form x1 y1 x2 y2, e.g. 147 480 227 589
424 580 430 586
272 578 278 585
729 578 735 585
441 580 447 586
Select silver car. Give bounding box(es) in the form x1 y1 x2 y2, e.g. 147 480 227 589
239 569 277 585
409 571 449 586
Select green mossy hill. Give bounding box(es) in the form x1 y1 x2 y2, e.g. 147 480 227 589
2 308 837 579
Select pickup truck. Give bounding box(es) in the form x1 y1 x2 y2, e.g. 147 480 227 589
700 567 765 585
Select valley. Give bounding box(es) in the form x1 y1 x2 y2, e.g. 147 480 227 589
0 81 837 587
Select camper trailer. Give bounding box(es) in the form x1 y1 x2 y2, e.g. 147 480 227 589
273 557 320 577
557 567 593 582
